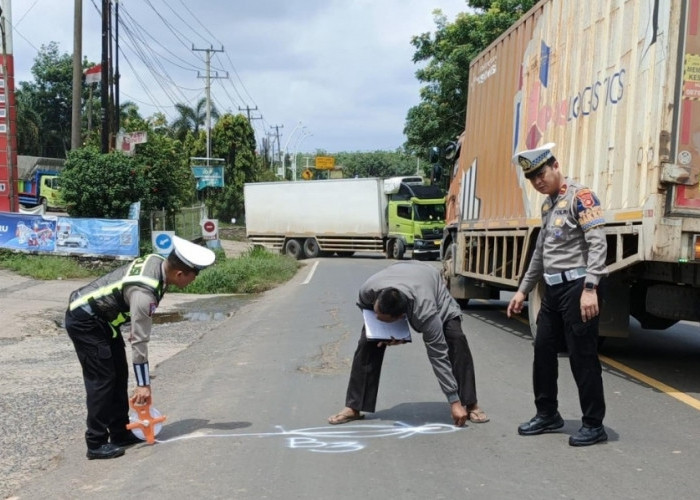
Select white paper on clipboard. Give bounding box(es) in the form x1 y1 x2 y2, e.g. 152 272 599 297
362 309 412 342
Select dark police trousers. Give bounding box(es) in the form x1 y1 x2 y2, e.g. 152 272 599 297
533 279 606 427
65 308 130 449
345 316 477 412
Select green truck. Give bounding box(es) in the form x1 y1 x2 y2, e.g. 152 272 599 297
18 169 63 211
244 177 445 260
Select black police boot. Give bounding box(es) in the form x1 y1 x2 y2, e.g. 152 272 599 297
86 443 125 460
569 425 608 446
517 412 565 436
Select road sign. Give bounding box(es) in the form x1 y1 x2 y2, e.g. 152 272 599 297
301 169 313 180
201 219 218 240
315 156 335 169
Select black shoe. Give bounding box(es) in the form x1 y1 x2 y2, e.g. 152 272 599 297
111 432 143 447
86 443 125 460
569 425 608 446
518 412 565 436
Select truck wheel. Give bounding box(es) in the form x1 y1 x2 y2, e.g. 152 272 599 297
303 238 320 258
527 282 545 340
390 240 405 260
284 239 304 260
441 243 456 286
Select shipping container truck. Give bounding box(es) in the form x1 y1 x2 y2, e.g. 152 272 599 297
244 177 445 259
18 170 63 211
441 0 700 338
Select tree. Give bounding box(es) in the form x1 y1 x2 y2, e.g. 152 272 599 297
61 147 146 218
16 43 75 157
334 151 418 178
15 87 42 155
170 98 219 141
404 1 537 160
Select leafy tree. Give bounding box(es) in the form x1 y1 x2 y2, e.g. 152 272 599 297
204 113 261 221
15 88 42 155
16 43 75 157
171 98 219 141
61 147 146 218
404 1 537 160
333 151 418 178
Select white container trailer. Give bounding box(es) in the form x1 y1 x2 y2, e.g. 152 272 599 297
244 178 388 258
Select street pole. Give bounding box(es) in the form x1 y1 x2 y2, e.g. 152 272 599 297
100 0 109 153
70 0 82 150
0 2 15 211
281 122 303 178
291 132 311 181
193 45 225 164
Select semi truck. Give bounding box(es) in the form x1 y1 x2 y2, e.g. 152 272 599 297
18 170 63 211
441 0 700 338
244 177 445 260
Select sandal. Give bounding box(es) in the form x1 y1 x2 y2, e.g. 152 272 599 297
467 408 490 423
328 409 364 425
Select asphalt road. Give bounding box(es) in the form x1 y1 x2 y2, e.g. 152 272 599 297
9 256 700 499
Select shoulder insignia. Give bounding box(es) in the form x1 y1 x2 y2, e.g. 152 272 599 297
557 200 568 208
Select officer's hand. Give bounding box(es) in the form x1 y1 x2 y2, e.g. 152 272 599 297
580 290 599 322
451 401 468 427
377 337 407 348
507 291 527 318
132 386 151 406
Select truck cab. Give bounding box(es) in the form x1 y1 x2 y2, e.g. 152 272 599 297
385 180 445 260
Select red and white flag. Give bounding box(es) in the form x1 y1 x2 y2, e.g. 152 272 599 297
83 64 102 84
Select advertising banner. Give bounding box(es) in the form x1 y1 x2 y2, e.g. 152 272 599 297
0 212 139 258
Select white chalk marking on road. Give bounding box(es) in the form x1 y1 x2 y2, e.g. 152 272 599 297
157 421 462 453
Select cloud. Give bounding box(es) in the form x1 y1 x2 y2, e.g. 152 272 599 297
9 0 467 152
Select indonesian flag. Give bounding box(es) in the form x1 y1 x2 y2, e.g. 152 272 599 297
84 64 102 84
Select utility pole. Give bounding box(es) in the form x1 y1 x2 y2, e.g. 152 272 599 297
100 0 109 153
193 45 225 163
70 0 82 150
113 0 120 134
238 105 258 122
270 124 282 172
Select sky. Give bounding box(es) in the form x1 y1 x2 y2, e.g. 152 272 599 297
7 0 470 154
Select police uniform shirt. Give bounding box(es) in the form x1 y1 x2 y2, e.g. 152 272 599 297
519 179 607 294
358 261 463 403
125 285 160 365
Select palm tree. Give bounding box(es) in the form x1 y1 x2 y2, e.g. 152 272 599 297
170 97 219 141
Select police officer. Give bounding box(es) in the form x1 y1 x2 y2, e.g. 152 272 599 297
65 236 215 459
506 143 608 447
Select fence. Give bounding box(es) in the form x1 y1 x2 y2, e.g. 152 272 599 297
145 204 207 241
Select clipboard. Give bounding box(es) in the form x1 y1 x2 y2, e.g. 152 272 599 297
363 309 412 342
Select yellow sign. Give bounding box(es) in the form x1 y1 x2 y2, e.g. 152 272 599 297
302 169 313 180
315 156 335 169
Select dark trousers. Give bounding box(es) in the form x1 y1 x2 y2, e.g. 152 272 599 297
345 316 477 412
65 309 130 449
533 279 606 427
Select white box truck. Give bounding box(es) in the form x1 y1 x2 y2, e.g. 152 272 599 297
244 177 445 259
441 0 700 338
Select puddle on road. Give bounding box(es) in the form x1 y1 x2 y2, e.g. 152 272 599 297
153 294 257 325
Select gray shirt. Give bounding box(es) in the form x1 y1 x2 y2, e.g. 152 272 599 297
519 178 608 294
358 262 463 403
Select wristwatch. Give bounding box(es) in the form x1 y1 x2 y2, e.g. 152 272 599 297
583 282 597 291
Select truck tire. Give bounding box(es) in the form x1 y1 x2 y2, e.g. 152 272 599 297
389 239 405 260
303 238 320 258
284 239 304 260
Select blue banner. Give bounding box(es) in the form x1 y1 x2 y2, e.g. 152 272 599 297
0 212 139 258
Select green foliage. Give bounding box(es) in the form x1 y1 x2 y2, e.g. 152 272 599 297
171 98 219 141
404 1 537 161
332 151 419 178
174 246 299 294
61 147 146 218
0 250 121 280
15 43 75 157
200 114 264 222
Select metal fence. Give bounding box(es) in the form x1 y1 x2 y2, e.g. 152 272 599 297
145 204 206 241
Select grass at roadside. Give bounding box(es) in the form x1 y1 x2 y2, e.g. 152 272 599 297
0 246 299 294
